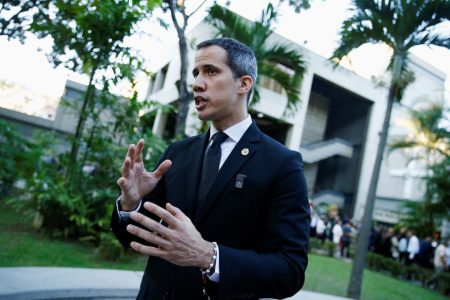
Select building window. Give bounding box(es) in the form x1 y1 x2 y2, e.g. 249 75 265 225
154 64 168 92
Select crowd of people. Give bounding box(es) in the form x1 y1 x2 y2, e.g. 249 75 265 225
309 203 357 258
369 226 450 271
309 203 450 278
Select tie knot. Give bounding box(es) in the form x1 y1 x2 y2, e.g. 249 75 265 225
212 131 228 146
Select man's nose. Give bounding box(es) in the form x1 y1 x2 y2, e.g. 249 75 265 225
193 75 206 92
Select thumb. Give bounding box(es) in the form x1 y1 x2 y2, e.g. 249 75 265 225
153 160 172 179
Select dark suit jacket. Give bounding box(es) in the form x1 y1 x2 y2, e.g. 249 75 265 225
111 121 310 300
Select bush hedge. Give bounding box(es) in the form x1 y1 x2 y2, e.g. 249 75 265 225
366 252 450 295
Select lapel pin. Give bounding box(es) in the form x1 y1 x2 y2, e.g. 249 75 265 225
241 148 249 156
235 174 247 189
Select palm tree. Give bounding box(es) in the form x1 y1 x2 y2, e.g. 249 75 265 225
330 1 450 298
206 3 307 115
390 103 449 164
389 103 450 236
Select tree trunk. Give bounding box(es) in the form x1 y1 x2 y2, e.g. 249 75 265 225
173 20 191 137
347 85 396 299
65 65 97 182
347 54 404 299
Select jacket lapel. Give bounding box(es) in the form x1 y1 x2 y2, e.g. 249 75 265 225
195 122 261 223
178 132 210 219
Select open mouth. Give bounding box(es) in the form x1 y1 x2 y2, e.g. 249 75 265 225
194 95 208 111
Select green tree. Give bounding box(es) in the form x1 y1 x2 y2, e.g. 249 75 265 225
29 0 159 186
0 120 30 197
331 1 450 298
206 3 306 115
0 0 49 42
157 1 314 137
158 0 207 137
279 0 314 12
390 103 450 236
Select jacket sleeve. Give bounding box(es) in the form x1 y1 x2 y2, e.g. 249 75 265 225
218 151 310 299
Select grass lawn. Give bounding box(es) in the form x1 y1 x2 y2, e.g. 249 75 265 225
304 255 447 300
0 200 146 271
1 201 447 300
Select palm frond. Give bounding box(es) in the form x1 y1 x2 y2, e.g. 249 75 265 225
206 3 306 115
206 4 252 43
332 0 450 64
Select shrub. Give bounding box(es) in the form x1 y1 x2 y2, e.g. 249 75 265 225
8 94 169 260
0 120 30 196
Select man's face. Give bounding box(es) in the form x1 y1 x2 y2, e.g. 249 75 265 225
192 45 247 130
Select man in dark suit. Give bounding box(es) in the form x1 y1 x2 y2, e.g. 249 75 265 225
111 38 310 300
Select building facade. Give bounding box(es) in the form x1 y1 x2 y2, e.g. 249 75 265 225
144 22 447 225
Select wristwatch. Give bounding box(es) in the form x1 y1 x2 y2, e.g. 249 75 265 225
116 195 141 221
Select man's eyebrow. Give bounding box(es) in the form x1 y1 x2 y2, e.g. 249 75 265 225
193 64 218 71
203 64 218 69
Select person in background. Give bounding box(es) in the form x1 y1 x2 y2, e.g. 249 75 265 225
427 239 448 290
406 229 420 266
332 219 343 257
391 228 400 260
316 215 327 244
398 227 408 263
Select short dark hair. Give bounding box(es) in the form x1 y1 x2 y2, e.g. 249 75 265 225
196 38 257 101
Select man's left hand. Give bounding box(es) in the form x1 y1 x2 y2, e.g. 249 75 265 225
127 202 214 268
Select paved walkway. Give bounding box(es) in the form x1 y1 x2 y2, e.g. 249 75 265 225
0 267 354 300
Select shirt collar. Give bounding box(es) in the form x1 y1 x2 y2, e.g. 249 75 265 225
209 115 252 143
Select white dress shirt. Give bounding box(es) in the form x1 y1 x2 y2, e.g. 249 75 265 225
203 115 252 282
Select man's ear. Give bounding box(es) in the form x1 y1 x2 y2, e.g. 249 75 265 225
237 75 254 95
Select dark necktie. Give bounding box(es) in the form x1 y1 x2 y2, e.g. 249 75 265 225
198 132 228 205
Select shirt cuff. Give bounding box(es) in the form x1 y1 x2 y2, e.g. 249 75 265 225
115 196 142 222
208 245 220 282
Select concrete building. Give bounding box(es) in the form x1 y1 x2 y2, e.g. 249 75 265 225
143 22 447 224
0 22 446 229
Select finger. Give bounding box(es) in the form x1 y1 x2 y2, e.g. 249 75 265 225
130 210 172 237
153 160 172 180
128 144 136 169
127 224 171 248
122 157 131 178
166 203 189 222
117 177 126 189
135 139 145 163
130 241 166 257
143 202 178 227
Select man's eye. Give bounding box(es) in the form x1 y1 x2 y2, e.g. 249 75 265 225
193 71 198 78
207 68 217 76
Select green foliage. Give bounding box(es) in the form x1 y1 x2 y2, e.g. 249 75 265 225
280 0 313 13
26 0 161 184
428 156 450 214
0 0 49 42
0 120 27 196
390 103 450 235
30 0 157 75
2 0 166 260
398 201 434 237
366 252 450 295
8 91 168 259
206 3 307 115
331 2 449 297
332 0 450 101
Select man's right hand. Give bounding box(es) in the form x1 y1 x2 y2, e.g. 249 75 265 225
117 139 172 211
